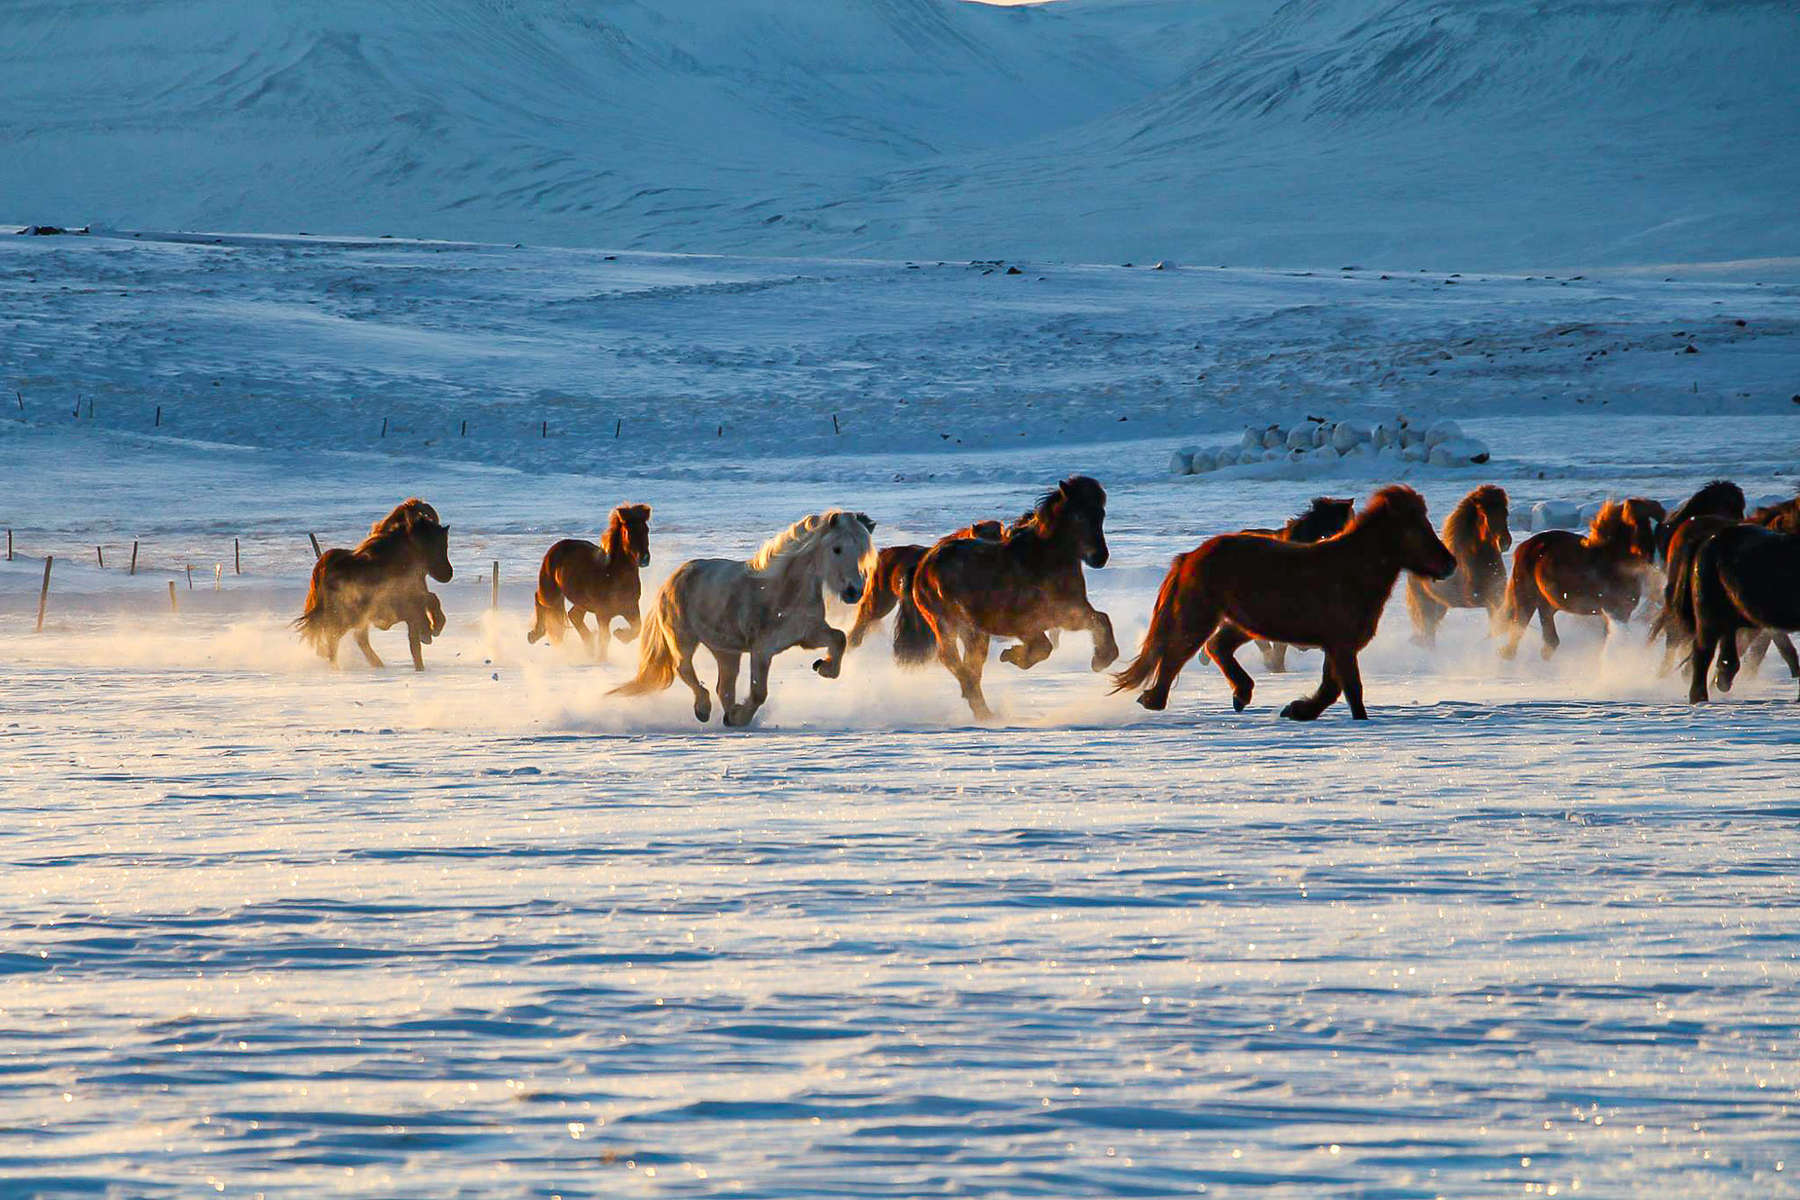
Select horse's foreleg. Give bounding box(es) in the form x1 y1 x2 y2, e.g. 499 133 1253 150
846 585 897 650
407 621 425 671
1281 653 1345 722
1077 605 1119 671
1204 625 1255 712
675 639 711 723
353 627 384 669
714 651 741 714
1714 622 1743 694
954 632 994 720
999 632 1053 670
1740 629 1774 677
725 652 772 727
1689 632 1717 704
1774 631 1800 680
1406 579 1445 648
615 610 642 644
805 623 848 679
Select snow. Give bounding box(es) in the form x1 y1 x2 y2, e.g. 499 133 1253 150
4 225 1800 1195
3 0 1797 269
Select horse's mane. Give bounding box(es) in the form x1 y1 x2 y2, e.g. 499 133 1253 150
1751 495 1800 531
1281 497 1354 543
1019 476 1106 537
1353 484 1430 531
358 498 440 551
1670 480 1744 527
749 509 870 572
1585 498 1650 550
1444 485 1507 549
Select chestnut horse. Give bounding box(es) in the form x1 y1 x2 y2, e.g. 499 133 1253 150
295 498 453 670
845 517 1007 651
1497 499 1659 660
1685 521 1800 703
526 503 652 659
1246 497 1355 672
1113 485 1454 720
894 476 1116 719
1405 484 1512 646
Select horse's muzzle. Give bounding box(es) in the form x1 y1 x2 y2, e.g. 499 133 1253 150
841 585 863 604
638 553 651 568
1085 550 1109 569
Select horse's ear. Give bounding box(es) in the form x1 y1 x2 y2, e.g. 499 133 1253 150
634 504 652 520
855 512 876 533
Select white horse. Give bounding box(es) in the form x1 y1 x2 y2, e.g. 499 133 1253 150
610 510 877 726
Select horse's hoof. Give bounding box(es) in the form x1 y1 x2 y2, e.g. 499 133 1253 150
999 647 1025 668
1232 692 1251 712
1539 645 1557 661
616 628 637 643
1280 701 1318 721
1136 691 1167 712
724 704 756 728
695 699 712 723
812 657 840 678
1091 650 1119 672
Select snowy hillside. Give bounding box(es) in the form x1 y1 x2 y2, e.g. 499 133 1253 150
5 0 1795 268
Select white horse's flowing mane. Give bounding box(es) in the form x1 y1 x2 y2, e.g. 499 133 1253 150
749 510 867 573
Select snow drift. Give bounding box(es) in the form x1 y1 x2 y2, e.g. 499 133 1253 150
2 0 1796 267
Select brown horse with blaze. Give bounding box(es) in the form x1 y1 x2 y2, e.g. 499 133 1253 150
845 517 1008 651
894 476 1117 719
527 503 652 659
1113 485 1454 720
1497 498 1660 660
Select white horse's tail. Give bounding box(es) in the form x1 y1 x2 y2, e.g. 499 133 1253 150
609 587 678 696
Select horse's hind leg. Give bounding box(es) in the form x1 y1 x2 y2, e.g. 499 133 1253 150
353 627 384 669
714 651 741 715
1536 607 1562 660
1689 633 1718 704
999 632 1053 670
725 651 772 727
1204 625 1256 712
676 639 712 723
568 608 601 660
940 630 993 720
1775 632 1800 680
846 585 897 650
1740 629 1774 677
1714 623 1744 694
1407 581 1446 648
1281 652 1345 722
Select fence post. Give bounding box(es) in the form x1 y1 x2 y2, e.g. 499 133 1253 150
96 545 104 569
234 537 240 575
491 560 499 609
308 533 323 560
168 580 178 612
35 556 52 632
129 541 139 575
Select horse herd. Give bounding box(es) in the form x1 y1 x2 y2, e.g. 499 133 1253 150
294 476 1800 724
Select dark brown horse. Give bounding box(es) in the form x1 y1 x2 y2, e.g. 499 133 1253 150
845 517 1006 651
1497 499 1659 660
1658 479 1744 562
1114 486 1452 720
295 498 454 670
1245 497 1355 672
1685 522 1800 703
526 503 652 659
1654 501 1800 683
894 476 1116 719
1406 484 1512 646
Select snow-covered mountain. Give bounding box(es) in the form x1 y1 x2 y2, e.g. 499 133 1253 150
4 0 1794 268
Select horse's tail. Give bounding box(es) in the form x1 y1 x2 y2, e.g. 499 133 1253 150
291 553 337 652
527 555 565 644
1654 534 1708 648
1111 554 1188 693
609 587 679 696
891 561 938 666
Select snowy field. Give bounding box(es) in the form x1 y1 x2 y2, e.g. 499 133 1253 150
4 233 1800 1197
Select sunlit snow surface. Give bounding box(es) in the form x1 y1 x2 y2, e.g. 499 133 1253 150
2 235 1799 1197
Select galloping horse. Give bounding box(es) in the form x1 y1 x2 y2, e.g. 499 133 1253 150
610 510 875 727
527 503 652 659
845 517 1008 651
1654 497 1800 683
894 476 1116 719
1245 497 1354 672
1405 484 1512 646
1497 499 1659 660
1685 522 1800 703
1113 485 1453 720
295 498 454 670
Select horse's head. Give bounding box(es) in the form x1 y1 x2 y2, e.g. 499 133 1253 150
1286 497 1354 543
418 517 453 583
1593 499 1660 562
822 510 877 604
1474 485 1512 552
1369 485 1455 579
614 503 653 568
965 519 1005 541
1041 475 1108 568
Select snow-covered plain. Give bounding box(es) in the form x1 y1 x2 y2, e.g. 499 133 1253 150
3 231 1800 1196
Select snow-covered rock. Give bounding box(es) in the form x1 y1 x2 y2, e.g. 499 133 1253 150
1168 448 1195 475
1532 501 1582 531
1262 426 1287 450
1331 420 1370 453
1428 436 1491 466
1399 442 1429 463
1425 419 1464 449
1286 425 1315 452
